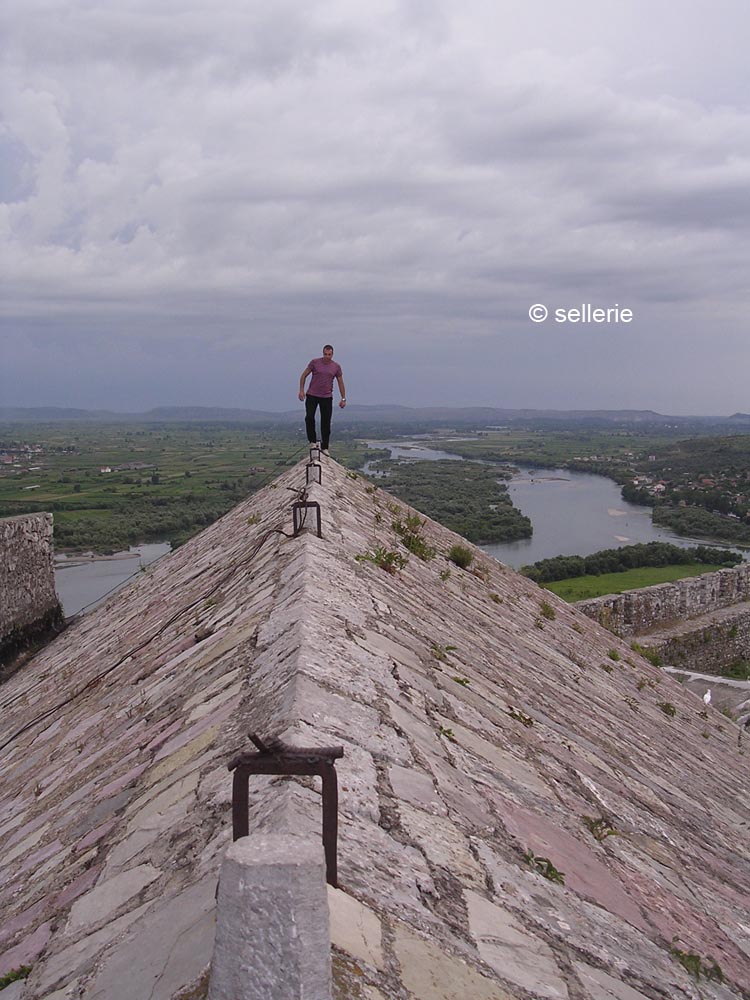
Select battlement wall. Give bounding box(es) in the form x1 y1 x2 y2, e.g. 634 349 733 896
0 513 63 664
576 563 750 636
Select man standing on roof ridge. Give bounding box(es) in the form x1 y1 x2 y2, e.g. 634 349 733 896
298 345 346 456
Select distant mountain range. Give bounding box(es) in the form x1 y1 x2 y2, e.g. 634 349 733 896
1 404 749 426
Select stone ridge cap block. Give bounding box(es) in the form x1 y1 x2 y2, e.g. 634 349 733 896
228 832 325 867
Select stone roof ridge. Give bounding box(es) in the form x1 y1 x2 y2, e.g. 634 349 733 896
1 455 749 999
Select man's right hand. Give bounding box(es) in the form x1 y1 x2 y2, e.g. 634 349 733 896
298 391 305 402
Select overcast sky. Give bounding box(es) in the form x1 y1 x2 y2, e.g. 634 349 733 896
2 0 749 414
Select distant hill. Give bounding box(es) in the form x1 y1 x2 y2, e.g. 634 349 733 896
0 404 746 427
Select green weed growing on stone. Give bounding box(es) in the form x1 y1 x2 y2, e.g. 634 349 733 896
246 513 261 526
355 547 407 575
392 513 436 561
439 568 451 581
453 676 471 687
432 643 457 662
508 707 534 727
630 641 661 667
448 544 474 569
571 622 583 634
658 701 677 718
583 816 618 841
539 600 556 620
0 967 31 990
490 592 503 604
438 725 457 743
607 648 621 662
670 942 724 983
600 662 614 673
523 850 565 885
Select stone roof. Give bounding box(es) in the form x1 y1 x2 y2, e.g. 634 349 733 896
1 457 749 1000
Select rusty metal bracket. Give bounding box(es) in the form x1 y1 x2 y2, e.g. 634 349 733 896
309 445 321 462
306 462 322 485
292 500 321 538
229 734 344 887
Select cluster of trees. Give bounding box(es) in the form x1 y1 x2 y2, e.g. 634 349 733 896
520 541 741 584
52 489 249 553
374 459 532 544
652 507 750 545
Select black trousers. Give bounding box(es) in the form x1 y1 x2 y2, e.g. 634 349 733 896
305 395 333 448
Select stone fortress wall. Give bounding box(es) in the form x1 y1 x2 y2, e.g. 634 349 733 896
0 513 63 665
577 563 750 674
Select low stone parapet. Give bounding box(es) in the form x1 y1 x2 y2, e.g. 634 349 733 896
576 563 750 636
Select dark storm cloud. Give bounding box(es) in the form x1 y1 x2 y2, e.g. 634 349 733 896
2 0 750 412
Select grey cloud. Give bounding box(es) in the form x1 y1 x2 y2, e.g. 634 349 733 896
2 0 750 412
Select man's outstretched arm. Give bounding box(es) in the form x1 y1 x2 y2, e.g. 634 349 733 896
298 366 311 401
336 374 347 407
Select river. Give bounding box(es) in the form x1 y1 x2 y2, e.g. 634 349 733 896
55 542 171 618
54 443 741 616
367 442 742 570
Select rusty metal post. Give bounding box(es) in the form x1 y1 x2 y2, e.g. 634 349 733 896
292 500 321 538
320 760 339 887
229 736 344 887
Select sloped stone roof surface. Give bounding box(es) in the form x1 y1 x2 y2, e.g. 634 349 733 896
1 457 749 1000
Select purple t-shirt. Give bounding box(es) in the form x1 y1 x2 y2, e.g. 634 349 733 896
307 358 342 398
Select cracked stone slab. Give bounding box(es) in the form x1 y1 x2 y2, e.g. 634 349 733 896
33 903 154 997
393 925 512 1000
327 886 384 970
66 865 160 933
574 964 652 1000
398 803 485 888
388 764 447 816
85 875 217 1000
465 889 569 999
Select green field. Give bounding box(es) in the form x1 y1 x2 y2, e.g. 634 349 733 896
0 423 374 552
546 563 724 602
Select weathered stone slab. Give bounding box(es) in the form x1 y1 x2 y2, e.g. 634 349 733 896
465 889 569 999
0 922 51 977
398 804 485 887
389 764 447 816
66 865 160 933
574 964 652 1000
327 886 384 970
86 877 217 1000
393 925 511 1000
33 903 154 996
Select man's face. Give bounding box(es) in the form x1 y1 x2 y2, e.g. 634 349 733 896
323 348 334 362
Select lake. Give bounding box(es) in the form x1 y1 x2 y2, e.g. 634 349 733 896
368 442 741 569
